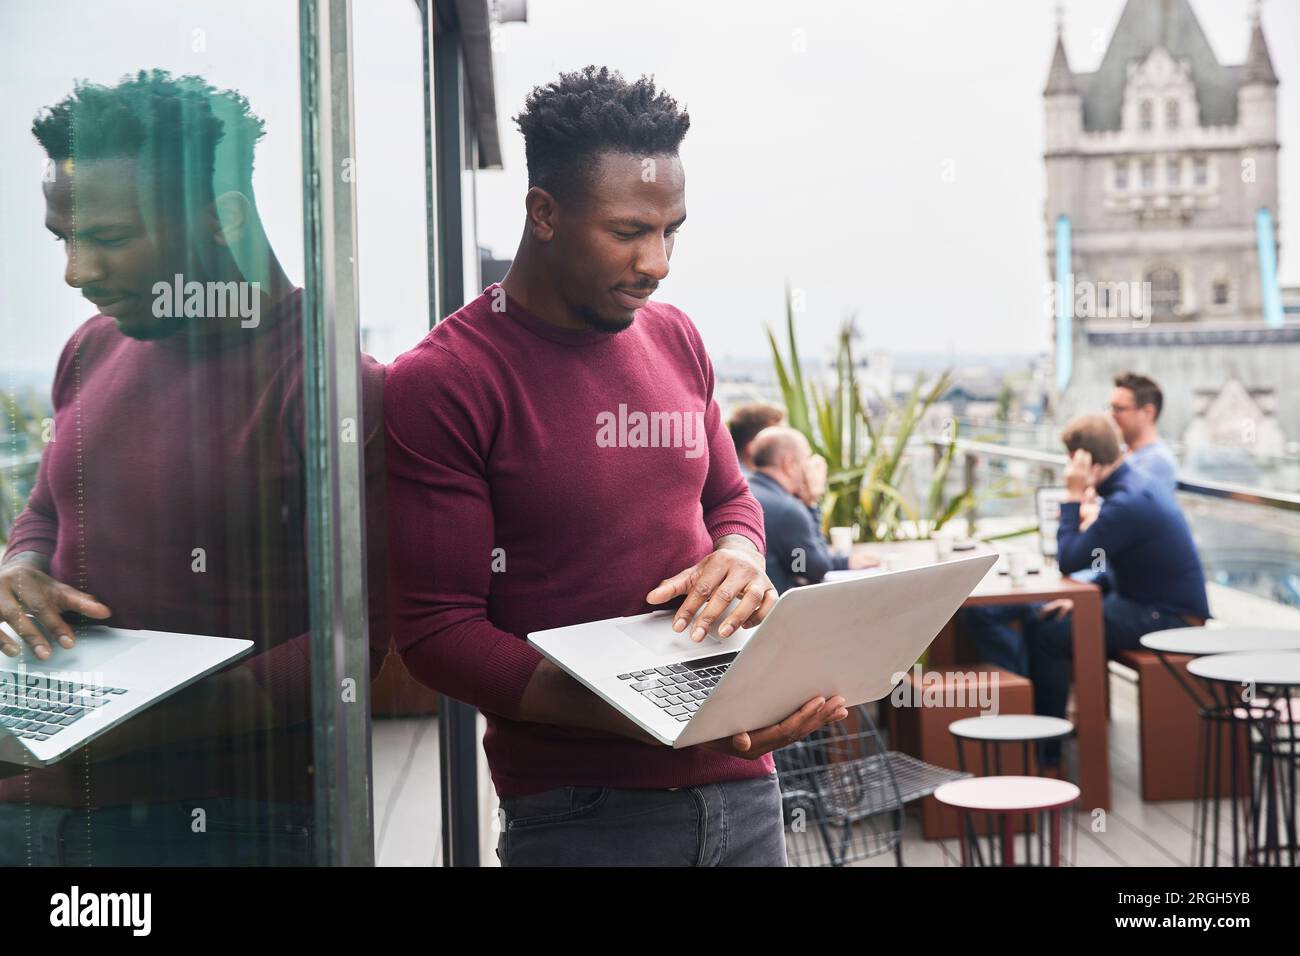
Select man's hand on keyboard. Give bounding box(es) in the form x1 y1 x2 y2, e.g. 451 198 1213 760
699 694 848 760
0 552 112 660
646 535 776 642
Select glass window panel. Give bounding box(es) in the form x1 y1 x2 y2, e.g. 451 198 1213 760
354 0 432 362
0 0 380 865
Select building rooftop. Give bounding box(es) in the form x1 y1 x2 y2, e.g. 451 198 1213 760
1053 0 1251 131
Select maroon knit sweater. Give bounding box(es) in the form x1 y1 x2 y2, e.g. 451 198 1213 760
385 284 775 796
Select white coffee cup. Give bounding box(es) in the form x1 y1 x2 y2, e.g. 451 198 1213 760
829 526 853 556
933 530 954 562
1006 549 1029 586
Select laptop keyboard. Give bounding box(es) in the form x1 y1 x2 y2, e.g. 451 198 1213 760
0 682 127 742
617 652 736 723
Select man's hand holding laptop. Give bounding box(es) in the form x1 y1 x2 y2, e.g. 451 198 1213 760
521 534 849 759
645 534 849 759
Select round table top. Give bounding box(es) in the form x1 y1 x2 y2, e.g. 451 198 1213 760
1187 651 1300 686
1140 627 1300 656
948 715 1074 742
933 776 1080 812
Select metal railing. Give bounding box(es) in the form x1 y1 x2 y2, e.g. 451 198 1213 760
936 437 1300 515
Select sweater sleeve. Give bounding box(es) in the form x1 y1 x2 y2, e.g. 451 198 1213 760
1056 494 1143 576
2 327 82 561
683 319 765 554
384 341 543 720
3 448 59 560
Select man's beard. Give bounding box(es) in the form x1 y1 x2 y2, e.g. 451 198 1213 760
116 312 189 341
577 304 635 334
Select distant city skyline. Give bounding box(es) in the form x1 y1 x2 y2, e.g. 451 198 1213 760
476 0 1300 364
2 2 1295 376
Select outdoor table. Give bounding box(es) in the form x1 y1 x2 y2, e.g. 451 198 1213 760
1187 651 1300 867
1139 627 1300 865
855 540 1109 810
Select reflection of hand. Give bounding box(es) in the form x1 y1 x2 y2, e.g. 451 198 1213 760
646 538 777 641
801 454 828 506
699 695 848 759
1038 598 1074 620
0 552 112 660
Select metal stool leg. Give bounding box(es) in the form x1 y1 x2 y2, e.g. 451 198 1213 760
954 740 985 867
1193 709 1209 866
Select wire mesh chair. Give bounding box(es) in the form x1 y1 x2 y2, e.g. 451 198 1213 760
775 704 970 866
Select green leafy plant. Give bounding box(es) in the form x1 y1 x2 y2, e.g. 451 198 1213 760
766 284 1008 542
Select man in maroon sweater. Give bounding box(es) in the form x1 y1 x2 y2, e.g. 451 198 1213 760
0 72 386 865
387 66 847 866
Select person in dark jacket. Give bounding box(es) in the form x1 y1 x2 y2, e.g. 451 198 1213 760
963 415 1208 762
747 427 879 594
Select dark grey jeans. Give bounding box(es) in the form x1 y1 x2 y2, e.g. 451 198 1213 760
496 772 788 867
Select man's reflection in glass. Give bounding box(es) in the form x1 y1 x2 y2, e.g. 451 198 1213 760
0 70 386 865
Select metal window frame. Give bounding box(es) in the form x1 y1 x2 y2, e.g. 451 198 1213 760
417 0 482 869
300 0 376 867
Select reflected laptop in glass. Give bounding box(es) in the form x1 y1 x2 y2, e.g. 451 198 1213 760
0 624 253 767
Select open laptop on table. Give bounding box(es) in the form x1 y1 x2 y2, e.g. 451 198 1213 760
0 623 253 767
529 551 996 748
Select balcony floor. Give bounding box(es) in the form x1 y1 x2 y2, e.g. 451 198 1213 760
371 664 1242 867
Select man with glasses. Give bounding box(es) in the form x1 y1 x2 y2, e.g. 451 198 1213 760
1109 372 1178 496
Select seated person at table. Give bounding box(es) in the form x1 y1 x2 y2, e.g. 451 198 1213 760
747 427 878 594
727 403 784 478
962 415 1208 757
1110 371 1178 497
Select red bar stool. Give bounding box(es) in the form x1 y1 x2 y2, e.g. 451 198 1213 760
948 715 1075 865
933 776 1079 867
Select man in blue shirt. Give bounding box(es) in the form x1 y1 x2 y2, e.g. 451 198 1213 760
1111 372 1178 496
964 415 1208 761
747 427 878 593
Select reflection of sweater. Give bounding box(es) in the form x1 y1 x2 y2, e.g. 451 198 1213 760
1057 462 1209 621
386 284 774 797
2 290 389 807
747 471 848 594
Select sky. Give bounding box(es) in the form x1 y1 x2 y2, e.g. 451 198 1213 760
475 0 1300 365
1 0 1296 373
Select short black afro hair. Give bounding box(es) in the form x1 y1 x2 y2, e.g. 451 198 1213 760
33 69 266 199
514 65 690 202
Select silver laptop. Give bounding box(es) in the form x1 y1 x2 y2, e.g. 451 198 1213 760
529 552 997 748
0 624 254 767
